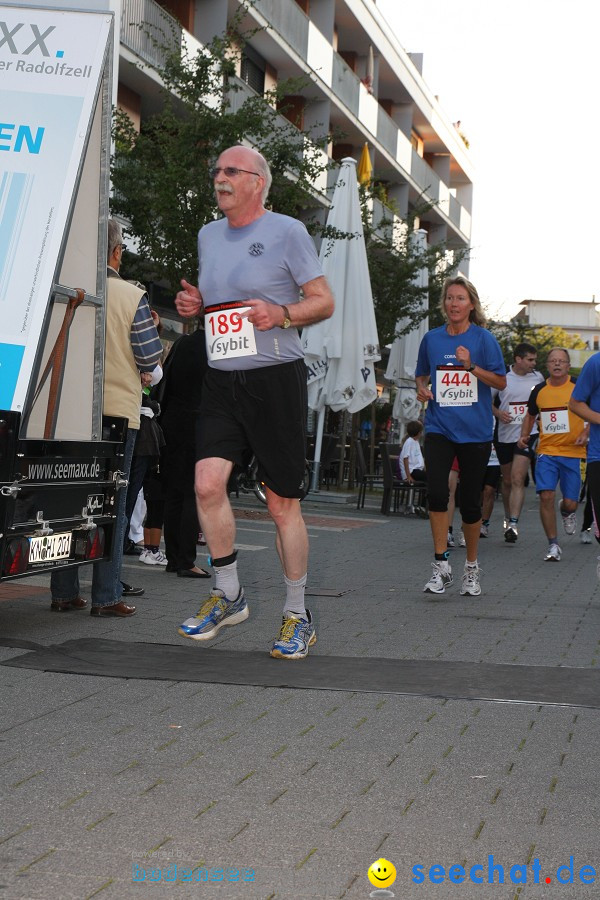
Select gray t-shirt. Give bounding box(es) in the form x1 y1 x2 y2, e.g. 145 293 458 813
198 211 323 370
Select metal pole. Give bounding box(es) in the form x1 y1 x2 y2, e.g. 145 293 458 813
310 406 326 492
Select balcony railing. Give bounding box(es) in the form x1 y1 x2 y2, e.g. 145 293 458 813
252 0 309 59
332 53 360 118
120 0 182 70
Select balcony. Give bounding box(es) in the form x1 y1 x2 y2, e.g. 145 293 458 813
252 0 309 59
332 53 360 117
120 0 182 70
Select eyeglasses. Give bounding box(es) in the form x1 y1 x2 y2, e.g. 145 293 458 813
210 166 260 179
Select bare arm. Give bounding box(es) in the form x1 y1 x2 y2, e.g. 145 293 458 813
492 404 512 424
415 375 433 403
570 397 600 426
516 412 538 449
243 275 335 331
454 345 506 390
403 456 412 481
175 279 203 318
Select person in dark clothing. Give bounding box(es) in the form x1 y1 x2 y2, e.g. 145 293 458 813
159 328 210 578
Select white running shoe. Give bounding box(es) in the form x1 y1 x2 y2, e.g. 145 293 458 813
480 523 489 538
544 543 562 562
458 530 466 547
504 525 518 543
423 561 453 594
581 529 592 544
561 511 577 535
460 563 482 596
139 549 168 566
447 531 455 548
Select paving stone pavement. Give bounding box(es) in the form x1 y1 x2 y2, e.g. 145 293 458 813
1 488 600 899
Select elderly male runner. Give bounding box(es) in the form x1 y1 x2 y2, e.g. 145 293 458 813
175 145 334 659
517 348 587 561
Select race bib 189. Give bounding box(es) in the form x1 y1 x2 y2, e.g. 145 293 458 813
435 366 477 406
540 407 570 434
205 302 257 362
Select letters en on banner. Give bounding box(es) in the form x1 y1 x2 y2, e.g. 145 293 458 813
0 6 112 412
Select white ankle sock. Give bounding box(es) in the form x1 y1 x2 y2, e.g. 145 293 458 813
283 574 307 619
213 561 240 600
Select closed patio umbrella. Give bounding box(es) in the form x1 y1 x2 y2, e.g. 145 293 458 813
302 157 381 489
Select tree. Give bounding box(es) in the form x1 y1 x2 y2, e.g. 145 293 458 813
488 319 586 372
111 12 334 290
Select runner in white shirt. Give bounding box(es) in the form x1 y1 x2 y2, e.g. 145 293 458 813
492 343 544 542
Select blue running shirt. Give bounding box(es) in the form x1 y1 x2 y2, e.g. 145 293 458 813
416 324 506 442
571 352 600 462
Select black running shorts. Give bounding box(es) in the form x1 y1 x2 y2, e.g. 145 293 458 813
196 359 308 499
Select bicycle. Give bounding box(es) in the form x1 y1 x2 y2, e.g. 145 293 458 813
231 455 311 505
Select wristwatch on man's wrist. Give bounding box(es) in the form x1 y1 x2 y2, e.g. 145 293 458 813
467 363 476 372
281 305 292 329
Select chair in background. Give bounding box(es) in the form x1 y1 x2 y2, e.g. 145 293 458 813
380 443 427 516
379 443 403 515
355 440 383 509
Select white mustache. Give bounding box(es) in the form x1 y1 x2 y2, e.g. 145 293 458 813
216 185 233 194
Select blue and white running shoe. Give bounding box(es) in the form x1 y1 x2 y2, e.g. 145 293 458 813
178 588 248 641
270 610 316 659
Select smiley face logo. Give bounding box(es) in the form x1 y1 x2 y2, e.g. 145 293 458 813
368 858 396 888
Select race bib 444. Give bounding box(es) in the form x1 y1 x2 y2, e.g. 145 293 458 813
435 366 477 406
205 302 257 362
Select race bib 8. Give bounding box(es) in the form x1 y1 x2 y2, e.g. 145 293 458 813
435 366 477 406
205 302 257 362
540 407 570 434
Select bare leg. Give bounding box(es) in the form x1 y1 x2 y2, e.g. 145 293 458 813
500 462 512 521
509 454 530 520
447 469 458 532
144 527 162 547
430 510 449 556
539 490 557 540
481 484 496 522
266 489 308 580
194 457 236 557
462 520 481 564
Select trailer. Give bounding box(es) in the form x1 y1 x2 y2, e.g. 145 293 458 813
0 4 129 581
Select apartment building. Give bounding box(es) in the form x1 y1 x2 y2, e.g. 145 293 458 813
116 0 473 295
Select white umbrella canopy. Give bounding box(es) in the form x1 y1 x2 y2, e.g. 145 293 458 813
385 228 429 423
303 157 381 416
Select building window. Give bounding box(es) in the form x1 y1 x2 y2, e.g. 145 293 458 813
241 45 266 95
594 336 599 351
410 129 424 157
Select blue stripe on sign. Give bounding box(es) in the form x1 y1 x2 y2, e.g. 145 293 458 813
0 171 34 303
0 343 25 409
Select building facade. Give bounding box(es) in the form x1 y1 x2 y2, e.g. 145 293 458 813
115 0 474 311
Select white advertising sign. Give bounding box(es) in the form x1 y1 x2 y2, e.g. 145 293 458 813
0 6 112 412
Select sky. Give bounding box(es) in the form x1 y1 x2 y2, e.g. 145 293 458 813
376 0 600 321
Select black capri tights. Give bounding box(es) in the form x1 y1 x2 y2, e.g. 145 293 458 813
424 433 491 525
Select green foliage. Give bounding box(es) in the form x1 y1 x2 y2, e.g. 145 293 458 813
488 319 586 372
359 188 470 346
111 10 334 290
